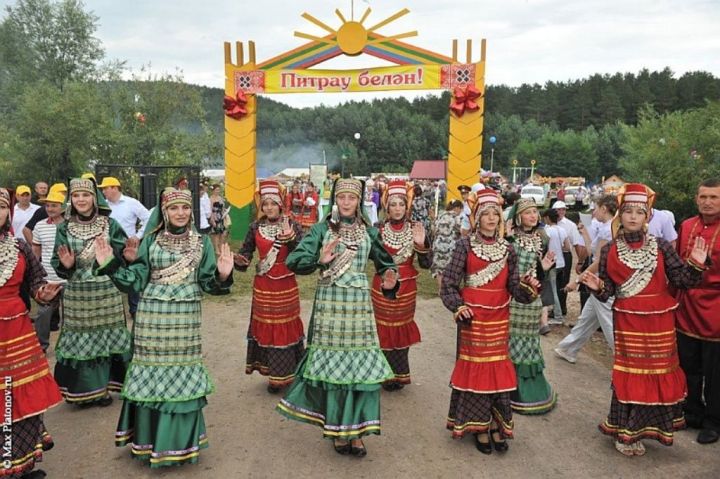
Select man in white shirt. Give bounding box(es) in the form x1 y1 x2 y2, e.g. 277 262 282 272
552 201 588 319
12 185 40 240
542 208 572 325
98 176 150 320
98 177 150 238
199 184 212 234
31 188 66 352
648 208 678 247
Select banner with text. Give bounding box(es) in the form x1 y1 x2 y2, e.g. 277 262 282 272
233 63 478 94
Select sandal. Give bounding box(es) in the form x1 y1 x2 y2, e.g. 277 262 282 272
350 439 367 457
474 433 492 455
614 440 635 457
333 439 351 455
490 429 509 452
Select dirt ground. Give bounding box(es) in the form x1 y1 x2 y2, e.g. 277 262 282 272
40 294 719 479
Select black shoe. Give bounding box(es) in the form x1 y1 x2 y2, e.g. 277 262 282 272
50 323 60 332
350 439 367 457
22 469 47 478
97 395 113 407
697 429 719 444
490 429 509 452
333 440 351 455
474 433 492 455
267 384 281 394
382 382 405 392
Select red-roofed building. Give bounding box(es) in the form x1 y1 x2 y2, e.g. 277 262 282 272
409 160 446 180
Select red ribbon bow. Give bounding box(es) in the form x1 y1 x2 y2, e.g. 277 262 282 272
450 85 482 117
223 90 248 120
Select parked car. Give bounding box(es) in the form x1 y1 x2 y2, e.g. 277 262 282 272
520 185 546 206
564 186 590 209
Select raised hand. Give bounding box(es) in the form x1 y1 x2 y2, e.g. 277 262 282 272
280 215 293 237
57 245 76 269
541 251 556 271
319 238 340 265
37 282 63 303
123 237 140 263
217 243 234 281
382 269 398 290
578 270 603 291
412 222 426 246
94 237 113 266
690 236 709 267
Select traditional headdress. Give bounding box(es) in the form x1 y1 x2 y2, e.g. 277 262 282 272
611 183 656 238
254 179 285 219
334 178 363 198
508 197 539 227
468 189 504 236
161 187 192 210
0 188 10 208
326 178 371 226
0 188 14 234
157 187 193 233
65 177 99 219
381 179 414 219
69 178 95 196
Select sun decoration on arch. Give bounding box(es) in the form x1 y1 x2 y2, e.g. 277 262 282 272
294 7 418 56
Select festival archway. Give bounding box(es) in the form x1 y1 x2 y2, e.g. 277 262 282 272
224 6 486 239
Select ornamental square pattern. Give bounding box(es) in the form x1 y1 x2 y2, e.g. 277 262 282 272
441 63 476 88
234 70 266 93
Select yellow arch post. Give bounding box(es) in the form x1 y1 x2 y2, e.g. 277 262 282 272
447 39 486 202
224 41 257 240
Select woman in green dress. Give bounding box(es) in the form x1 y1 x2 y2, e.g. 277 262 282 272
506 198 558 414
51 177 132 407
277 178 398 458
94 187 234 468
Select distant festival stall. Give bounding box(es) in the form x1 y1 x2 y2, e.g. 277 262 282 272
223 6 487 239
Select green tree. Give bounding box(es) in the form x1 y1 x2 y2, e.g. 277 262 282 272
10 80 110 181
620 102 720 221
0 0 115 101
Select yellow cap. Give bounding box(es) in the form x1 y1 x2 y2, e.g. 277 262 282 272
40 191 66 204
16 185 31 195
98 176 121 188
49 183 67 194
81 172 96 181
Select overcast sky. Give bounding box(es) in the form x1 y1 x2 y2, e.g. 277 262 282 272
6 0 719 108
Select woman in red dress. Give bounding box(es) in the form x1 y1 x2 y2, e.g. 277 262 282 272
234 180 305 393
371 180 431 391
299 182 319 232
440 189 541 454
579 183 709 456
0 188 63 479
285 182 304 224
